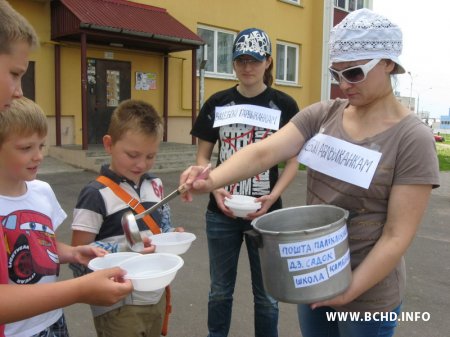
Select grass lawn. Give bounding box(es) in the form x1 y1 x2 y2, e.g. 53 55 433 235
436 142 450 171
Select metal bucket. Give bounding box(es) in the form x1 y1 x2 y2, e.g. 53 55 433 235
250 205 351 304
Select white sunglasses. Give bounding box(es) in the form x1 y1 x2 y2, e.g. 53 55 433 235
329 59 381 84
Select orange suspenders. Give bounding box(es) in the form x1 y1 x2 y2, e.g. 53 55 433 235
96 175 172 336
96 175 161 234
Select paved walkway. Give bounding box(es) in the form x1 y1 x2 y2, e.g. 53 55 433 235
38 156 449 337
39 155 84 174
433 171 450 196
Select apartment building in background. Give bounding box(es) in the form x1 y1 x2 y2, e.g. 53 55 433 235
12 0 371 150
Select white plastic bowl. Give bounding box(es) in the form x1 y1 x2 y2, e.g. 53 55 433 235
88 252 140 271
151 232 196 255
119 253 184 291
224 195 261 218
224 195 258 205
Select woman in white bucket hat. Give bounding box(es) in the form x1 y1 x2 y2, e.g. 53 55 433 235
182 9 440 337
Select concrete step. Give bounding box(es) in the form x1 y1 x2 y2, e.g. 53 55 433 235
88 151 197 161
48 143 216 173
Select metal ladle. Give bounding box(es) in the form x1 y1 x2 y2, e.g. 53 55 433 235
122 164 211 252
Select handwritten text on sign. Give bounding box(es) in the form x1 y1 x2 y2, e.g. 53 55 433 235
297 133 382 189
214 104 281 130
292 249 350 288
288 248 336 272
327 249 351 278
279 225 348 258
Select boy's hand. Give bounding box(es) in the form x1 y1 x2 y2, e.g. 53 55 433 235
140 235 156 254
79 267 133 306
72 245 107 265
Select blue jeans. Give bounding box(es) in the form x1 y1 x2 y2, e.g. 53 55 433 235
297 304 401 337
206 210 279 337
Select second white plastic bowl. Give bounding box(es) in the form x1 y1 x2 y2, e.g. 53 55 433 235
224 195 261 218
151 232 196 255
119 253 184 291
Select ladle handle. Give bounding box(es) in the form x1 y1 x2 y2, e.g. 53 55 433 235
134 188 181 220
134 163 211 220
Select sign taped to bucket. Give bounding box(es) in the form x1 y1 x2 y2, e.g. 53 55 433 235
279 225 348 257
251 205 352 303
292 250 350 288
287 248 336 272
281 225 350 288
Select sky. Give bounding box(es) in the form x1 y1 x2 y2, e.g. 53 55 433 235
372 0 450 118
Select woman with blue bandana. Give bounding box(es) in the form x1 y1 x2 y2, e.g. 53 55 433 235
183 10 440 337
191 28 300 337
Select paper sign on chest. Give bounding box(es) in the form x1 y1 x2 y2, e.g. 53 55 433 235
298 133 382 189
214 104 281 130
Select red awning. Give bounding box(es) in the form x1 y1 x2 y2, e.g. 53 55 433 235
52 0 203 52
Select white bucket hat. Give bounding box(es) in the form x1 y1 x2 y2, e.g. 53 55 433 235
329 8 405 74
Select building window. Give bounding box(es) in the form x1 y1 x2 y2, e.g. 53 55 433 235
334 0 365 11
275 42 299 84
197 26 235 77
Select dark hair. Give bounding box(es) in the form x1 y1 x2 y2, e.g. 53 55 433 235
263 56 274 87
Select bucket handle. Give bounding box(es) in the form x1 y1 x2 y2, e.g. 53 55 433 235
244 229 263 248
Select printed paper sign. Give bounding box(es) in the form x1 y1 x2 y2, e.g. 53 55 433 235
297 133 382 189
135 72 156 90
213 104 281 130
